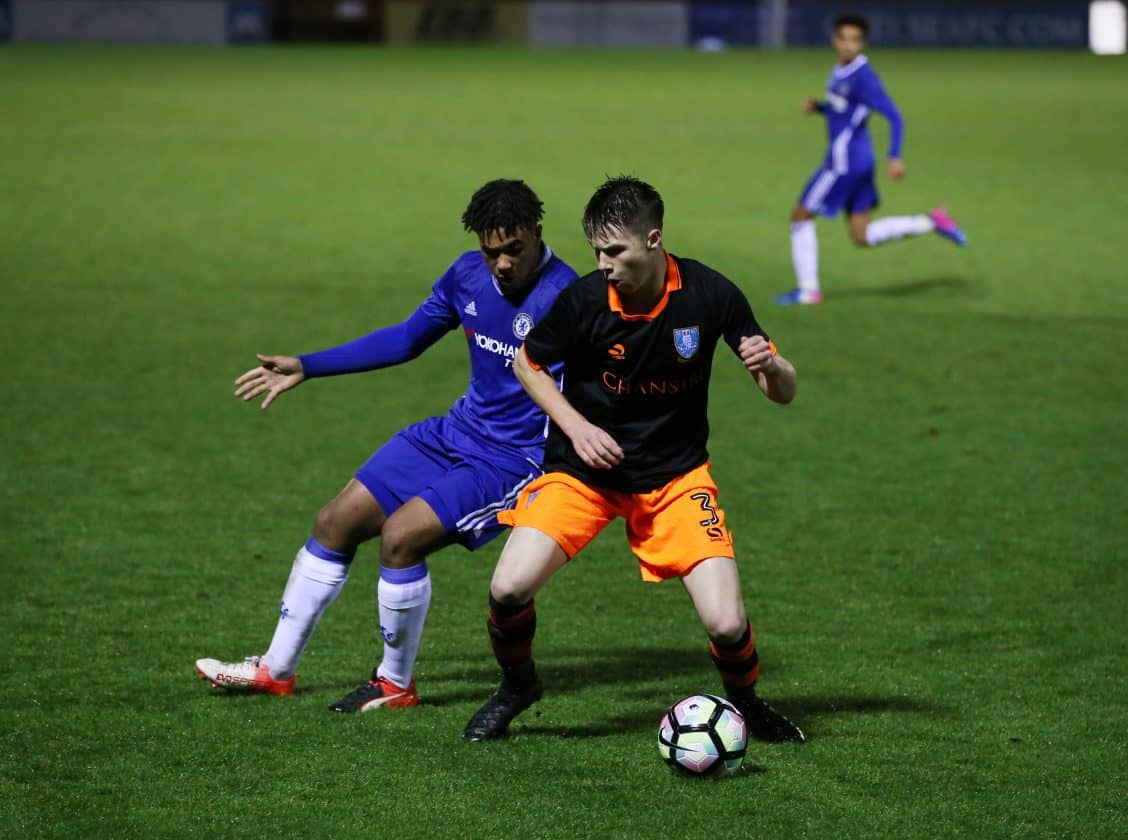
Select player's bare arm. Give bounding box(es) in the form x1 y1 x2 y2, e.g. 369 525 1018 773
513 348 623 469
738 336 797 405
234 353 306 410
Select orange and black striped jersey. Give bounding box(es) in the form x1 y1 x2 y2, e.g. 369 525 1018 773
522 253 769 493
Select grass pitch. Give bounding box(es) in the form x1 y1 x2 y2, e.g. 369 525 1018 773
1 45 1126 837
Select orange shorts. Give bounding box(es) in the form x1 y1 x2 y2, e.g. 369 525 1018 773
496 462 734 582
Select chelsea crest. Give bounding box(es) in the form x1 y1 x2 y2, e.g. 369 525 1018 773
513 313 534 340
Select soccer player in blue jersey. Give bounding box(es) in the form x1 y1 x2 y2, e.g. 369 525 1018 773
777 12 968 306
195 179 578 711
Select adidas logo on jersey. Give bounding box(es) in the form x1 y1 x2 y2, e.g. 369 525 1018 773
464 301 478 316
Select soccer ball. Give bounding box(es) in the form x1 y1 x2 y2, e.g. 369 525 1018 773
658 694 747 777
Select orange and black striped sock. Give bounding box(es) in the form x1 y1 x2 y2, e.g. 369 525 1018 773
488 594 536 667
710 622 760 690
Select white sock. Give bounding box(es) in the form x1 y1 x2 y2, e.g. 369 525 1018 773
261 538 351 679
375 563 432 689
866 214 934 246
790 220 819 294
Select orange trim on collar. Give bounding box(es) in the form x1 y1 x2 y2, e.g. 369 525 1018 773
607 253 682 322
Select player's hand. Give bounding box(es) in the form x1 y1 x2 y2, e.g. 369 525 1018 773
738 336 778 377
234 354 305 410
803 98 820 115
570 422 624 470
888 158 906 181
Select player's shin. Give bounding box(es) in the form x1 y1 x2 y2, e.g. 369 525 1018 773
488 594 539 691
865 214 934 246
375 562 432 689
790 220 820 293
261 538 352 679
709 621 761 692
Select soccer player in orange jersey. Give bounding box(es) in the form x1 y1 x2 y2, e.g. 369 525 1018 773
463 177 805 743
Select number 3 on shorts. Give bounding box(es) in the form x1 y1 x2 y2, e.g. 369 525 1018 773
690 492 719 527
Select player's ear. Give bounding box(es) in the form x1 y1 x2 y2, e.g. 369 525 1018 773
534 223 543 241
646 228 662 251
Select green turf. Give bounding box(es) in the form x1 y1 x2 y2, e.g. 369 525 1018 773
1 45 1125 838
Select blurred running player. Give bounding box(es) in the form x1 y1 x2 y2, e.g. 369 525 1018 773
195 179 578 711
777 12 967 305
463 177 805 744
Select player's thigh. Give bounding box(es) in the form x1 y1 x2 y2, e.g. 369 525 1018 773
680 556 748 643
492 472 618 601
353 417 454 522
380 497 455 568
414 458 538 553
797 167 839 218
625 464 734 583
846 211 871 245
844 173 880 230
490 526 570 603
314 479 388 552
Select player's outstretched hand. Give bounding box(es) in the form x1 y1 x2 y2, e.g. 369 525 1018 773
888 158 906 181
571 422 624 470
234 353 305 410
803 98 820 115
739 336 778 377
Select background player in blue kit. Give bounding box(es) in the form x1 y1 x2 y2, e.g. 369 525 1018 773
195 179 578 711
777 13 968 306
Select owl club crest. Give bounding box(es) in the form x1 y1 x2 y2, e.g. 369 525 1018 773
673 327 700 360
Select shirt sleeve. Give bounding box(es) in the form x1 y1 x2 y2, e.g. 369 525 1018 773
522 285 581 369
857 68 904 159
718 275 769 356
298 265 461 378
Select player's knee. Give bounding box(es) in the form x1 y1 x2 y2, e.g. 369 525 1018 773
312 503 362 554
790 206 812 223
378 516 420 569
705 611 749 645
489 571 535 606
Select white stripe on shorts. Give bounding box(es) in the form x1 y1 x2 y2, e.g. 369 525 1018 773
456 471 538 533
804 170 838 212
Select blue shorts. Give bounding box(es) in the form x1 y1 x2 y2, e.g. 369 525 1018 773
799 166 879 218
356 415 539 551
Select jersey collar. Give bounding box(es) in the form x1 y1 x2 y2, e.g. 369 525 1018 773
833 54 868 79
607 252 682 322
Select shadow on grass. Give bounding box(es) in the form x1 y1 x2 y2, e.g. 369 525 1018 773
776 693 943 722
833 275 973 298
419 646 721 707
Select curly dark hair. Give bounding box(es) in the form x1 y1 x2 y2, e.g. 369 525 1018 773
833 13 869 36
581 176 664 241
461 179 544 237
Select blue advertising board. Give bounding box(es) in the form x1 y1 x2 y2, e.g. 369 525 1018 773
227 0 267 44
689 2 761 46
787 4 1088 48
0 0 12 42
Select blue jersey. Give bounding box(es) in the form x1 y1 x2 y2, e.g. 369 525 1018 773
299 245 578 468
432 247 577 460
818 55 904 175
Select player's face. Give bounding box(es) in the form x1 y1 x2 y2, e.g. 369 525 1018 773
832 25 865 63
479 226 542 296
589 226 664 298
